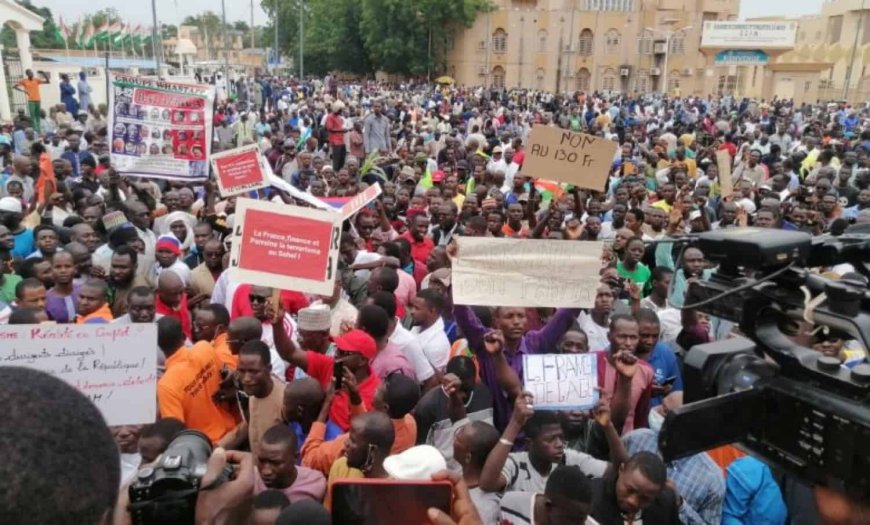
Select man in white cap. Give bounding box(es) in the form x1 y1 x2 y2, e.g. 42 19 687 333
293 305 336 380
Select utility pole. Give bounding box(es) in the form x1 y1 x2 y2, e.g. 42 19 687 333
221 0 230 81
274 0 279 70
250 0 255 49
844 0 866 101
150 0 160 71
299 0 304 79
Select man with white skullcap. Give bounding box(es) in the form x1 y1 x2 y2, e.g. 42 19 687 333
292 305 336 380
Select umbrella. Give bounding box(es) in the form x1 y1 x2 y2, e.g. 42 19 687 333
434 76 455 85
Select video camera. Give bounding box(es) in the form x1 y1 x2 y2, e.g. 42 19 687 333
659 228 870 498
128 430 234 525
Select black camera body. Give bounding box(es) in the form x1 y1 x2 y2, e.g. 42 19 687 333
659 228 870 498
128 430 231 525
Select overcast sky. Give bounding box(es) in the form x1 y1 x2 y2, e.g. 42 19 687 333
38 0 824 28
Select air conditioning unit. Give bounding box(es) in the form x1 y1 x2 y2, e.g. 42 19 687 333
478 65 487 75
478 41 487 50
620 67 631 77
650 67 662 76
653 42 667 54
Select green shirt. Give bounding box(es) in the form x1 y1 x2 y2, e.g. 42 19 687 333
617 261 651 296
0 273 22 304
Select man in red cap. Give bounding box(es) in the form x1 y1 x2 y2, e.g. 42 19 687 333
274 316 381 439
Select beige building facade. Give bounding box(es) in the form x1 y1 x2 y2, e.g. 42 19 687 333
762 0 870 103
447 0 740 95
163 26 265 69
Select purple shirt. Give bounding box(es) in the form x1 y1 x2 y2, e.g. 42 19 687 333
254 465 326 503
45 284 81 324
453 305 579 430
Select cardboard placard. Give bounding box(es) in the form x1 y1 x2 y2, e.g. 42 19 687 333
109 73 214 181
0 323 157 425
268 173 332 211
716 149 733 198
228 198 342 295
339 183 383 221
523 126 619 192
523 353 599 410
210 144 270 197
452 237 603 308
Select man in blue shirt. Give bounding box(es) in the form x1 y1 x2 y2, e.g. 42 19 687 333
635 308 683 408
59 133 94 179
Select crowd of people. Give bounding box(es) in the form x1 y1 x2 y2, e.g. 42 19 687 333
2 71 869 525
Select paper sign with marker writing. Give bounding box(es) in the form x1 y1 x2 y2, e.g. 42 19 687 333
229 198 342 295
523 126 619 192
716 149 733 198
452 237 603 308
0 323 157 426
523 353 598 410
340 183 383 221
210 144 270 197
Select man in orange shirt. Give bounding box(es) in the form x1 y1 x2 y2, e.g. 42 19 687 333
156 316 236 443
193 304 232 368
15 70 48 133
75 279 114 324
301 371 420 475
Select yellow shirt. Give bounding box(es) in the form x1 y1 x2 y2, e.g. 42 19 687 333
651 199 673 213
324 456 365 510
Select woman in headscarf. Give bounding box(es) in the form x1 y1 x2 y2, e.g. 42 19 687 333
164 210 195 255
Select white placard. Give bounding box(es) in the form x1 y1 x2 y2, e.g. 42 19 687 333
523 353 599 410
0 323 157 425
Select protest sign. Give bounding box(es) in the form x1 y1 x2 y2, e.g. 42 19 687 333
210 144 270 197
268 173 332 211
716 149 734 198
452 237 603 308
0 323 157 426
523 126 619 192
339 183 383 221
109 73 214 181
229 198 342 295
523 353 599 410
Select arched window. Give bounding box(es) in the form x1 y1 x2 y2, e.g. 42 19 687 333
492 66 506 88
602 68 617 91
536 68 546 89
576 68 591 91
638 30 653 54
634 71 649 93
492 29 507 54
668 70 681 93
537 29 548 53
669 31 685 55
605 29 621 54
578 29 594 56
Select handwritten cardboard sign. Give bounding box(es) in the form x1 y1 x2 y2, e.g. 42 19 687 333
452 237 603 308
716 149 734 198
229 198 342 295
523 353 599 410
0 323 157 425
210 144 270 197
523 126 619 192
339 183 383 221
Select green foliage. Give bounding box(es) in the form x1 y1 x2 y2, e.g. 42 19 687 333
0 0 64 50
263 0 489 76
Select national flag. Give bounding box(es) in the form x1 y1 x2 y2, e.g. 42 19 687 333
534 179 565 201
79 22 93 48
70 21 80 47
57 16 69 42
317 197 352 211
94 21 110 42
113 22 129 44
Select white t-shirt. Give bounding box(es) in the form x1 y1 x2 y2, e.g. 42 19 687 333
501 450 608 493
470 487 501 525
388 321 436 383
577 311 610 352
500 491 600 525
411 317 451 371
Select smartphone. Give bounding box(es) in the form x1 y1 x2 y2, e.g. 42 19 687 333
661 376 678 387
331 479 453 525
334 360 344 390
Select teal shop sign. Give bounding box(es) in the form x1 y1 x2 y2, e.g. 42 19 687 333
714 49 769 66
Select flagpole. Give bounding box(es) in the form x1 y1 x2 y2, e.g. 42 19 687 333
151 1 160 72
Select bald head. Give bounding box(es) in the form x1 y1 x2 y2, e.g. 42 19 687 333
228 316 263 354
282 377 325 424
157 270 183 291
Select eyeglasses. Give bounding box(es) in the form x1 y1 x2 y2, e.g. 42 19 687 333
248 295 267 304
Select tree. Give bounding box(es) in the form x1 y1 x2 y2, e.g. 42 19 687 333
233 21 250 32
0 0 65 50
182 11 224 60
304 0 370 75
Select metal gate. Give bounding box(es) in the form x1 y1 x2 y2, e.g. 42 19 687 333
3 48 27 116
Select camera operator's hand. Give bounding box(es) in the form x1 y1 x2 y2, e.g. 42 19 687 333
195 448 254 525
814 486 870 524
